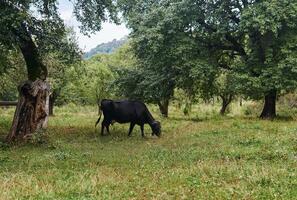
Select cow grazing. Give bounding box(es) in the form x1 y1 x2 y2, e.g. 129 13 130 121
95 99 161 137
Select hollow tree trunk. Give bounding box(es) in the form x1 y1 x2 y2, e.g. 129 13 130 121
219 94 233 115
260 90 277 119
6 22 49 142
6 80 50 141
158 99 169 117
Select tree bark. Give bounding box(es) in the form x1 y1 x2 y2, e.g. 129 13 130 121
17 23 48 81
43 91 50 129
6 80 50 142
49 92 57 116
6 22 50 142
220 94 233 115
260 90 277 119
158 99 169 117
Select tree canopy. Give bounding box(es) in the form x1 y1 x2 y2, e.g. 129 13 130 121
116 0 297 118
0 0 119 80
1 0 297 127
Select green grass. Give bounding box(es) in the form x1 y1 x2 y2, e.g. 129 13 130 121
0 103 297 199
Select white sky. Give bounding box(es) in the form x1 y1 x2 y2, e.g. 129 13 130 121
58 0 130 52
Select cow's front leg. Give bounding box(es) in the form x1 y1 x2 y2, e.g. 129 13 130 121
128 123 135 136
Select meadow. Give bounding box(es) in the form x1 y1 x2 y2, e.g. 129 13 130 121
0 103 296 199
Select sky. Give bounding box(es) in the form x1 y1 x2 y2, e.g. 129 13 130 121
58 0 130 52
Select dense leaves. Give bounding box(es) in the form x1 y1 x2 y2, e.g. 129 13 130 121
0 0 118 80
1 0 297 119
116 0 297 118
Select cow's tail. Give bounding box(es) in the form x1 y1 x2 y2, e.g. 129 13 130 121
95 106 102 127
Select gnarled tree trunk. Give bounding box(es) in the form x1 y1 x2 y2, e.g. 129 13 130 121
6 80 50 142
158 99 169 118
260 90 277 119
6 22 49 142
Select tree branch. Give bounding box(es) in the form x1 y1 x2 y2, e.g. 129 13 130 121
225 33 246 56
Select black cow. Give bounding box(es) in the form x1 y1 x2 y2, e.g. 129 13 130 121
95 99 161 137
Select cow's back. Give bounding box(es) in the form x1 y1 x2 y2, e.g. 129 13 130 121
101 99 150 124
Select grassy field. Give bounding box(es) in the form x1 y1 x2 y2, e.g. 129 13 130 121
0 103 297 199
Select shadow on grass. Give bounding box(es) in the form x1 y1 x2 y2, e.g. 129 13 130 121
98 133 156 144
0 138 10 150
168 114 237 122
242 115 295 122
274 115 295 121
95 127 158 144
168 116 204 122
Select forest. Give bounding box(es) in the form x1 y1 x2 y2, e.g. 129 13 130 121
0 0 297 199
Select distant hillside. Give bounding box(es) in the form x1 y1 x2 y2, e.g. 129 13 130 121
83 37 128 59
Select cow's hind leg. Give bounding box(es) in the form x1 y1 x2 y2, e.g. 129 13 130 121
106 124 110 134
128 123 135 137
101 122 105 136
140 124 145 137
101 119 109 136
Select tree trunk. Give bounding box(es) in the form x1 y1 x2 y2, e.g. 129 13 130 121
43 91 50 129
6 22 49 142
260 90 277 119
49 96 54 116
220 94 233 115
49 92 57 116
6 80 50 142
158 99 169 117
17 22 48 81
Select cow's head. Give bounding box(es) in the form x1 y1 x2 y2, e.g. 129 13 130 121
151 121 161 137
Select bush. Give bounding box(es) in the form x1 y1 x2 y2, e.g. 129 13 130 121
243 102 262 116
278 93 297 108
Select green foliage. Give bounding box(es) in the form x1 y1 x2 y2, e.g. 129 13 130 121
57 54 115 105
215 71 237 98
117 0 197 107
117 0 297 117
73 0 119 34
0 0 118 81
81 55 114 104
114 66 174 104
0 51 26 100
0 1 80 63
